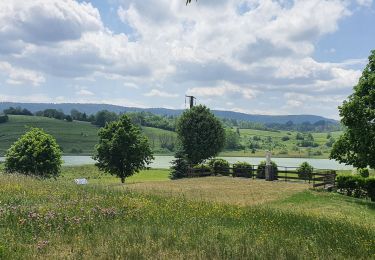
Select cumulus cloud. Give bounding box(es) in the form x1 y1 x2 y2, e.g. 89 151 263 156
144 89 179 98
187 83 257 100
0 61 45 86
76 88 94 96
356 0 373 7
0 0 370 118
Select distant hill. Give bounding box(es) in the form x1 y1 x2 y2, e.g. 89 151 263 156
0 115 176 156
0 102 337 124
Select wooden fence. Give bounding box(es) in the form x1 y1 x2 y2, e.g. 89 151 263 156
187 165 336 189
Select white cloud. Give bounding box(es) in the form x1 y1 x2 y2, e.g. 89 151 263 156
0 0 370 118
187 82 257 100
356 0 373 7
76 89 94 96
0 61 45 86
0 0 103 46
144 89 179 98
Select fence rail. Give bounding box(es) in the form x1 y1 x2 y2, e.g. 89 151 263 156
187 165 336 188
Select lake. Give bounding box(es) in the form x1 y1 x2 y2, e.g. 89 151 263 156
0 155 353 170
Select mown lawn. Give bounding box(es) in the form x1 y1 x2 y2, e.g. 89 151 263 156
0 166 374 259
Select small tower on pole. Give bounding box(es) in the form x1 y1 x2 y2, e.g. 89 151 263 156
185 95 196 109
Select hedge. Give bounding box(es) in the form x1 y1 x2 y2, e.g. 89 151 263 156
232 162 252 178
208 159 230 176
336 175 375 201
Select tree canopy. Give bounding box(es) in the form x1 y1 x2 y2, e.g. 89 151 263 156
176 105 225 165
93 114 154 183
330 50 375 168
5 128 62 178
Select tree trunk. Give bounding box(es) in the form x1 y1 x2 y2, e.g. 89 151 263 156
121 177 125 184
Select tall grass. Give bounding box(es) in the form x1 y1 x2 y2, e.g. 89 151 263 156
0 172 374 259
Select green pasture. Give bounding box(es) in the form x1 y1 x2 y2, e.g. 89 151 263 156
221 128 343 158
0 166 374 259
0 115 176 156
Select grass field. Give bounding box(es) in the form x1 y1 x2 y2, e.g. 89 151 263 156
221 128 343 158
0 115 343 158
0 115 176 156
1 166 374 259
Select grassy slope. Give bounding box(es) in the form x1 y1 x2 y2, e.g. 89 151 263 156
220 128 343 158
0 167 374 259
0 115 341 158
0 115 176 156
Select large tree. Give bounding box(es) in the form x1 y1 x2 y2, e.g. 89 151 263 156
176 105 225 165
330 50 375 168
5 128 62 178
93 114 154 183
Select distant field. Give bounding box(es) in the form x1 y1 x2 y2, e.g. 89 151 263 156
0 166 374 259
0 115 341 158
0 115 176 156
220 128 343 158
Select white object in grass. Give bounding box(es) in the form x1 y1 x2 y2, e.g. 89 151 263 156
75 178 88 185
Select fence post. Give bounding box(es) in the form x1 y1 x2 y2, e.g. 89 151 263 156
313 172 315 187
285 167 287 182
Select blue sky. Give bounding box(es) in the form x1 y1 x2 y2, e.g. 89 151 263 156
0 0 374 119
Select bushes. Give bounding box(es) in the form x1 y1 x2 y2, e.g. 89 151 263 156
170 150 189 179
232 162 252 178
192 164 211 177
208 159 230 176
336 175 375 201
0 114 8 124
296 162 314 180
358 168 370 178
256 161 278 179
366 178 375 201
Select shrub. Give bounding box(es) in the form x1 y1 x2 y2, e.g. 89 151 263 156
281 136 290 141
208 158 230 176
70 148 83 154
298 140 319 147
278 150 288 155
296 162 314 180
5 128 62 178
296 133 304 140
233 162 252 178
256 161 278 179
0 114 8 124
336 175 364 197
337 175 375 200
170 150 189 179
192 163 211 177
365 178 375 201
358 168 370 178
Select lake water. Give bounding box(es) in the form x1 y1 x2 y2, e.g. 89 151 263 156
0 155 353 170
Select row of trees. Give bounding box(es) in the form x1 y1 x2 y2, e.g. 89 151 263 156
2 106 340 133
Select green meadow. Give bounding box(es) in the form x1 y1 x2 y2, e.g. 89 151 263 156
0 115 342 158
0 166 374 259
0 115 176 156
221 128 343 158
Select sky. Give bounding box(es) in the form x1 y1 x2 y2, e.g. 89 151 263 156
0 0 374 119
